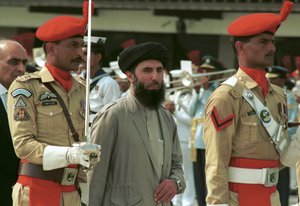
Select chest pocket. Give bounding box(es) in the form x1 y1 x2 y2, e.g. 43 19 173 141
236 114 259 144
36 103 64 134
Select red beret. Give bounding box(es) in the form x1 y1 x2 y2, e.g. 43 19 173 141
227 0 293 36
36 1 93 42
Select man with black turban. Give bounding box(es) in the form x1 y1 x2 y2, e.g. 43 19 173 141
88 42 186 206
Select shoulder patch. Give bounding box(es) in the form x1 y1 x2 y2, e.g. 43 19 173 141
16 73 41 82
11 88 32 98
15 97 27 108
211 106 235 131
14 108 30 121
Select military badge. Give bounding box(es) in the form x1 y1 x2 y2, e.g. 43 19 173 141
40 91 58 106
14 97 27 108
211 106 235 131
260 110 271 123
14 108 30 121
40 91 57 101
245 92 254 101
11 88 32 98
42 101 58 106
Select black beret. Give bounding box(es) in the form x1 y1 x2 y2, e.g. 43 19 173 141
118 42 169 73
200 55 225 71
266 65 288 79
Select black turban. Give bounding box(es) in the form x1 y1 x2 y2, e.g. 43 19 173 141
118 42 169 73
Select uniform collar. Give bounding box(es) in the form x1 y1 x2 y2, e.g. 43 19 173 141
236 68 274 93
93 69 106 79
0 83 7 96
39 66 81 92
39 66 55 83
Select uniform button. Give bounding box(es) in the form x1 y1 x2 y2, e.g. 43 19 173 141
33 125 36 128
270 140 274 144
70 112 72 115
252 123 257 126
238 77 243 80
49 112 53 117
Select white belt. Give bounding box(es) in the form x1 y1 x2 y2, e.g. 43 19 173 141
228 166 279 187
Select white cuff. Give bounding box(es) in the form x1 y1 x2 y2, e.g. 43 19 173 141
207 204 229 206
43 145 69 170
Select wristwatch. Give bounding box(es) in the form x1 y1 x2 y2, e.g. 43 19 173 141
173 179 183 191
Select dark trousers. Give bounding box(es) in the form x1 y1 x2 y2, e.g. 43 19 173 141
193 148 207 206
277 167 290 206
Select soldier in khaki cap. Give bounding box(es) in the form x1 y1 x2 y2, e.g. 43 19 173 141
204 1 294 206
7 1 101 206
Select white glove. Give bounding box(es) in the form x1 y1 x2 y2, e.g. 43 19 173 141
67 142 101 168
280 132 300 167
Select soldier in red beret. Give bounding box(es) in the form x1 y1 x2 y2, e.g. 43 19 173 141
203 1 294 206
7 1 101 206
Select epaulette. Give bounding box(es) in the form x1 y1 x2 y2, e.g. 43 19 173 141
270 83 286 98
229 80 243 99
16 72 41 82
222 76 243 99
73 75 86 86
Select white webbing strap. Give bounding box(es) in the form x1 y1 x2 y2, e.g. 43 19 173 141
223 76 278 141
242 87 278 140
228 166 279 187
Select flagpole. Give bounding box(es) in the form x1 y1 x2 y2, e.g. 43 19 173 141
84 0 92 142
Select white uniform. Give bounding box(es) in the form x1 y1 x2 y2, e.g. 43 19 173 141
172 90 196 206
89 75 120 122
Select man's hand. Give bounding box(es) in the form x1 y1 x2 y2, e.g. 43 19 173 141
67 142 101 168
154 179 177 204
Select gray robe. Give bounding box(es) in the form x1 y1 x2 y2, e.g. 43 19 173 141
88 95 185 206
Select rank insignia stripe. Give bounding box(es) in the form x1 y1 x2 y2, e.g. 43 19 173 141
211 106 235 131
11 88 32 98
14 97 27 108
14 108 30 121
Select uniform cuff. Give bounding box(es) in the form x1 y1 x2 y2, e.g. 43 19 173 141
43 145 69 170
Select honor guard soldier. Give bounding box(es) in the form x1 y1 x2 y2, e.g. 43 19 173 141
7 1 101 206
80 36 120 123
204 1 294 206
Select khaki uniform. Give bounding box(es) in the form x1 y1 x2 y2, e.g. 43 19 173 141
204 69 287 205
7 66 86 206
